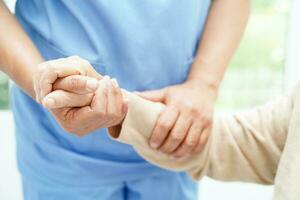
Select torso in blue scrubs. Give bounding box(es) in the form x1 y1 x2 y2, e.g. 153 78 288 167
11 0 211 199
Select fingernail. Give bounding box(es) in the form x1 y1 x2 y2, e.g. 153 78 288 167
86 79 98 91
103 76 111 83
104 75 110 79
111 78 119 87
150 142 159 149
43 98 55 108
101 76 109 86
106 79 112 86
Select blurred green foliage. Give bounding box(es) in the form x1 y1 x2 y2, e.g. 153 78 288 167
216 0 288 110
0 72 9 109
253 0 276 11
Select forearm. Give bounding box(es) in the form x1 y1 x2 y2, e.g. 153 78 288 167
205 92 293 184
188 0 250 89
109 86 294 183
0 1 43 98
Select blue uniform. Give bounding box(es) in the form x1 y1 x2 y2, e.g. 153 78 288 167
11 0 211 199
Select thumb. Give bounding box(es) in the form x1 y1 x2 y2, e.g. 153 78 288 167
135 89 167 102
42 90 93 109
53 75 99 95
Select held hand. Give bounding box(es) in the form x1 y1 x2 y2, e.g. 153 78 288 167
33 56 101 103
137 79 217 159
43 75 128 136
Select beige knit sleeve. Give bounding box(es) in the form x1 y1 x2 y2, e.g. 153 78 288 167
108 90 294 184
205 93 293 184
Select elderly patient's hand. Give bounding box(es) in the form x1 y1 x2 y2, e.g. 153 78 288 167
33 56 128 136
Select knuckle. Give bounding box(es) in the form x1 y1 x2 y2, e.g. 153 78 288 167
157 119 172 130
150 136 163 148
150 138 161 146
78 58 91 69
205 116 213 125
190 107 201 116
80 59 89 66
201 113 213 125
170 133 183 143
184 103 200 115
185 139 197 147
69 77 81 90
198 138 208 149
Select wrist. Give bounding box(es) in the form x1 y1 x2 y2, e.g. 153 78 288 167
185 78 219 101
187 75 220 90
9 55 44 99
187 56 226 93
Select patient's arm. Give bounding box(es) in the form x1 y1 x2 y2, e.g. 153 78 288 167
109 87 295 184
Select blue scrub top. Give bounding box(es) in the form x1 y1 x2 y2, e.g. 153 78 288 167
11 0 211 186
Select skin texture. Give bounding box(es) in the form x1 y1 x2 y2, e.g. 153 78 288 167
0 2 127 136
35 56 128 136
137 0 250 159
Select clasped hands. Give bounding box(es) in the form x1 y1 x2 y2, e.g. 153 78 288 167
34 56 214 159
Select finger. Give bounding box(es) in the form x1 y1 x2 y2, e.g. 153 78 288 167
42 90 93 109
170 122 203 158
61 77 110 134
53 75 99 94
38 59 82 100
135 89 166 102
149 106 179 149
68 77 109 127
193 126 211 154
89 76 109 118
106 78 124 125
39 56 102 100
159 112 192 154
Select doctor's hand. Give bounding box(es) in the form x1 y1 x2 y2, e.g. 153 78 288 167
137 79 217 159
42 75 128 136
33 56 101 104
